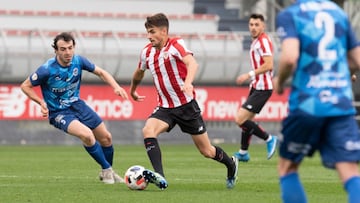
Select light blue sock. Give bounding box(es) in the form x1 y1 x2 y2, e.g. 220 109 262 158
84 141 111 169
344 176 360 203
280 172 307 203
101 145 114 166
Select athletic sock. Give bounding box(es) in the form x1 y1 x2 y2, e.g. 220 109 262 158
101 145 114 166
144 138 164 177
212 146 235 178
84 141 111 169
344 176 360 203
280 172 307 203
241 120 269 141
240 130 252 151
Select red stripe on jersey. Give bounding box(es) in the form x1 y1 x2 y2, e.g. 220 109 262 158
168 39 188 105
155 50 175 108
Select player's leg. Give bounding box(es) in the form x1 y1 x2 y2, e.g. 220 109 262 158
69 100 117 183
74 100 115 167
278 111 323 203
141 114 170 190
337 163 360 203
142 117 169 177
234 108 254 161
50 111 111 170
66 120 116 184
235 89 276 160
175 100 238 188
92 122 124 183
92 122 113 163
322 116 360 203
240 119 277 159
191 132 238 189
278 158 306 203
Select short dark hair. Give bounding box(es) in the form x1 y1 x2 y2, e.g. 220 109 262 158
145 13 169 30
52 32 76 50
249 13 265 22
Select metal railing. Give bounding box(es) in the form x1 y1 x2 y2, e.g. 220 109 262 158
0 28 251 84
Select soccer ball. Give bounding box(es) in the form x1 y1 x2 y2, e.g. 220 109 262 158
124 165 148 190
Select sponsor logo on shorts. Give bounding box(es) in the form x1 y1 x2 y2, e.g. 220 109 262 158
345 141 360 151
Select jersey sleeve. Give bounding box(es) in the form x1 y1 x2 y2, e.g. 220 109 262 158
138 46 148 71
78 55 95 72
346 21 360 50
173 38 193 59
259 36 273 56
29 65 49 86
276 11 298 41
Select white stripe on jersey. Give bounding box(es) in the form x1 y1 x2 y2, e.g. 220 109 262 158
249 33 274 90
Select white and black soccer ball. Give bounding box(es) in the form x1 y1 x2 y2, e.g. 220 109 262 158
124 165 148 190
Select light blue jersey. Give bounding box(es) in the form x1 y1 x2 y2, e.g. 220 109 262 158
29 55 95 112
276 0 359 116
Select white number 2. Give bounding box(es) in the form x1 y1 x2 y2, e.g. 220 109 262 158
314 12 336 70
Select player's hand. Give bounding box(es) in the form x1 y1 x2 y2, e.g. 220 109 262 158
114 87 129 100
272 77 284 95
40 101 49 118
131 91 145 102
236 73 250 85
180 83 193 97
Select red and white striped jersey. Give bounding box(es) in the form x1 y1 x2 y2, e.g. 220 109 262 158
249 32 274 90
138 37 194 108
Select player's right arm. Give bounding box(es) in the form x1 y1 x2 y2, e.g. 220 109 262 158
274 38 299 95
130 68 146 102
20 77 48 117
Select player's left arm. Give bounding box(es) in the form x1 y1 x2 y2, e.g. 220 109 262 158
181 54 198 97
347 46 360 82
92 66 128 99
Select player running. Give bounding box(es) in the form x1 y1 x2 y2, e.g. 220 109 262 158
130 13 239 189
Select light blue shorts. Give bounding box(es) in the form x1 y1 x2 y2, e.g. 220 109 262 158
280 110 360 169
48 100 102 133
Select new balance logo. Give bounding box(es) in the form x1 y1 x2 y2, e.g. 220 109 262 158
198 126 204 132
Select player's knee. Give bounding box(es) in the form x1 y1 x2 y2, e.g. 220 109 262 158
98 131 112 145
142 126 155 137
234 115 246 125
199 148 213 158
80 134 95 146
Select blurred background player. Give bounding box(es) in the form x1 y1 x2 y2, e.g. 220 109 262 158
130 13 239 189
274 0 360 202
20 32 128 184
233 13 277 162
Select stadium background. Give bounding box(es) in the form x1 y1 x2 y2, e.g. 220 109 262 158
0 0 359 145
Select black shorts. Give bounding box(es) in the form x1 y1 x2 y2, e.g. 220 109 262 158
242 88 272 113
149 100 207 135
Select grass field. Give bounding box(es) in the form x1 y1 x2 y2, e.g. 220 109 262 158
0 144 346 203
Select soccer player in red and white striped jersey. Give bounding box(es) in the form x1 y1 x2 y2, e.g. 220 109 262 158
233 13 277 163
130 13 238 189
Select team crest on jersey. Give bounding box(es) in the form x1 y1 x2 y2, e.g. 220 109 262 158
163 52 169 59
31 73 38 81
73 67 79 76
276 26 287 38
